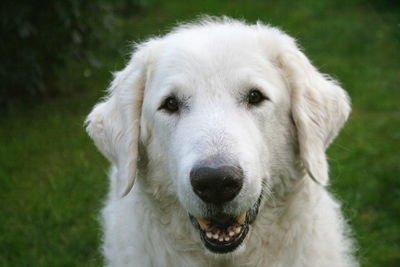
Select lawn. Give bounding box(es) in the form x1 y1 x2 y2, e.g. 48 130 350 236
1 0 399 266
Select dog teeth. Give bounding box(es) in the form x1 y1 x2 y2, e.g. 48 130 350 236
236 213 246 224
200 215 246 242
235 226 242 234
196 218 210 230
204 224 244 242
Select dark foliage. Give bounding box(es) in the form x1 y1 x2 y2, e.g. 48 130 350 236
0 0 144 109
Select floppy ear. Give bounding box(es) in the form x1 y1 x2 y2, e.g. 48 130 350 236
85 40 158 197
275 36 351 186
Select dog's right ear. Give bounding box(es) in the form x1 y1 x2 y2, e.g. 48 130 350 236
85 40 160 198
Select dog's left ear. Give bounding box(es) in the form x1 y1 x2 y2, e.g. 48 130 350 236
274 34 351 186
85 40 159 197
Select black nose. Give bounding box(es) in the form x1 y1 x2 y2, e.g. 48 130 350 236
190 165 244 205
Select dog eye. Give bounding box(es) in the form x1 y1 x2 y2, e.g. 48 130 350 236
160 96 179 113
247 89 267 105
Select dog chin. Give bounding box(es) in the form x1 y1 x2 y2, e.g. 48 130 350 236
204 241 246 258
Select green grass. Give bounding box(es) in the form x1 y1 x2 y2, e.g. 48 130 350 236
1 0 399 266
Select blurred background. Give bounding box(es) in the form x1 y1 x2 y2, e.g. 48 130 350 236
0 0 399 266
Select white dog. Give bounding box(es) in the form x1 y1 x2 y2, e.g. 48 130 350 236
86 17 357 267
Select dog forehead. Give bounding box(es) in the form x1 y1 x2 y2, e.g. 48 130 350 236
152 37 282 93
158 26 266 74
143 23 290 109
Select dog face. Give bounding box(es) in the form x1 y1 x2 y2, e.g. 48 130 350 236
86 18 350 254
140 28 297 253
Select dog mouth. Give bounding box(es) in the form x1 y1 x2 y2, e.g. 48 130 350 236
189 196 262 254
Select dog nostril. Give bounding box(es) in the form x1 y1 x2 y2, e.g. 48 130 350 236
190 165 244 205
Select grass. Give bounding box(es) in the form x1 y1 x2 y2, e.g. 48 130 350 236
1 0 399 266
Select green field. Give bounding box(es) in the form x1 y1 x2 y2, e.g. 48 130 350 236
1 1 399 266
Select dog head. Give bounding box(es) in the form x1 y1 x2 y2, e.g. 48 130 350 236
86 18 350 254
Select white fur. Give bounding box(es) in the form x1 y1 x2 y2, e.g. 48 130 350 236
86 17 357 267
